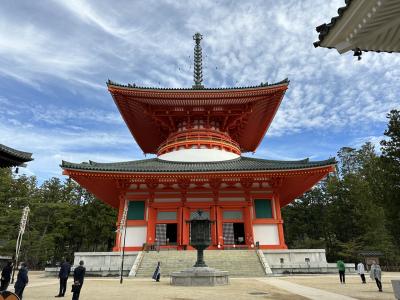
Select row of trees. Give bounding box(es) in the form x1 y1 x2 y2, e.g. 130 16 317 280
283 110 400 265
0 110 399 268
0 174 117 269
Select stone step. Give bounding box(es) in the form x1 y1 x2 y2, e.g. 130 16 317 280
135 250 266 277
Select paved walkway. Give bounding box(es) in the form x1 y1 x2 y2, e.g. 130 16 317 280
16 272 399 299
258 278 358 300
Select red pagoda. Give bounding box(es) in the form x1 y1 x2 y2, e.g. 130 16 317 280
62 33 335 251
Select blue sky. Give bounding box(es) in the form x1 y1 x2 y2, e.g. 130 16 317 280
0 0 399 183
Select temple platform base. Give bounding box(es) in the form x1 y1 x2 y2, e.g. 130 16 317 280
262 249 355 274
44 249 355 277
44 252 138 277
171 267 229 286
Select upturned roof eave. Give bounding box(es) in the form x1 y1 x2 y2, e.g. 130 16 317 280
60 157 336 175
314 0 400 54
0 144 33 162
106 78 289 94
61 165 336 177
314 0 353 48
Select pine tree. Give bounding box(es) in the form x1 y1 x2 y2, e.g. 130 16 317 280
380 109 400 249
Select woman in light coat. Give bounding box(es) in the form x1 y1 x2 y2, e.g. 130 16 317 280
357 262 366 283
370 261 382 292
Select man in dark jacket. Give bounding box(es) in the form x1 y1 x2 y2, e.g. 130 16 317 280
0 261 13 291
72 260 85 300
56 259 71 297
14 262 28 300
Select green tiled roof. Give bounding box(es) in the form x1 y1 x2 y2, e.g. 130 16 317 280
0 144 33 168
61 156 336 173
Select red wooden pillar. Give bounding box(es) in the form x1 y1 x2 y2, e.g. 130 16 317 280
178 206 183 247
182 207 190 245
274 193 287 249
216 206 223 246
146 193 156 245
210 205 217 246
209 179 222 247
113 194 126 251
243 205 254 246
243 190 254 247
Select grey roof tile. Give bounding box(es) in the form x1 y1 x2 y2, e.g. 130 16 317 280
61 156 336 173
106 78 289 91
314 0 353 47
0 144 33 168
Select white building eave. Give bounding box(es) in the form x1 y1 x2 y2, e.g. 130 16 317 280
319 0 400 54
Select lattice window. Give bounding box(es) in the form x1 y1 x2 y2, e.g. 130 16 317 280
223 223 234 245
155 224 167 245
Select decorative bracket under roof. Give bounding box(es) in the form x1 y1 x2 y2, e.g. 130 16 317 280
192 32 204 89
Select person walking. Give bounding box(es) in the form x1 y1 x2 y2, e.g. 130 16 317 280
357 261 366 283
56 259 71 297
0 261 13 291
71 260 85 300
370 261 383 292
152 262 161 282
336 260 346 284
14 262 28 300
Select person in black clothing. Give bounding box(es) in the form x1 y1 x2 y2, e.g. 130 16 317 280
0 261 13 291
152 262 161 282
56 259 71 297
14 262 28 300
72 260 85 300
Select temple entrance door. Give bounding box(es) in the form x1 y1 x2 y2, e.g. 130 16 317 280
156 223 177 245
223 222 245 245
155 224 167 245
166 223 177 245
233 223 245 245
223 223 234 244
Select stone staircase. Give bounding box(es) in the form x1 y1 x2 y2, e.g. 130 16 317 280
135 250 266 277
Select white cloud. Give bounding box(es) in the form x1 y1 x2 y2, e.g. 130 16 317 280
352 135 387 153
0 121 139 182
0 0 399 181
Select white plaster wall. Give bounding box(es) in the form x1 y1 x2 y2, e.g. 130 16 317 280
124 226 147 247
158 149 239 162
262 249 328 265
253 224 279 245
73 252 137 271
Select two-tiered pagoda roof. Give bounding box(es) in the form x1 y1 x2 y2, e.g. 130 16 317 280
61 33 336 212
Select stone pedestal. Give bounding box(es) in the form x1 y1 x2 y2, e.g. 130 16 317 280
171 267 229 286
392 280 400 300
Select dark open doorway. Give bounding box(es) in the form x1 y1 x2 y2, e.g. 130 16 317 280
233 223 245 245
166 223 177 244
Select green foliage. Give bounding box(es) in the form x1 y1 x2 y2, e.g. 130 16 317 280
283 110 400 264
0 172 117 269
380 109 400 249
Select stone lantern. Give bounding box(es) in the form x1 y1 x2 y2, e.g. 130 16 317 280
170 210 229 286
189 210 212 267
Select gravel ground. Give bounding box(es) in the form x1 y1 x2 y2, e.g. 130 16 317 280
19 272 306 300
280 273 400 300
9 271 400 300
